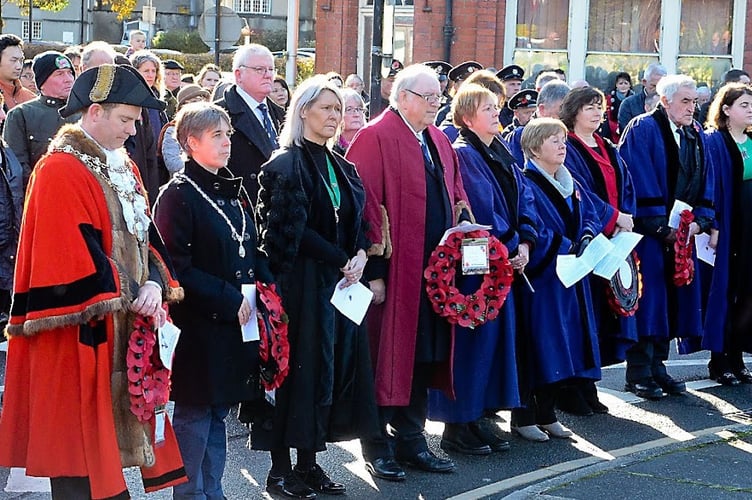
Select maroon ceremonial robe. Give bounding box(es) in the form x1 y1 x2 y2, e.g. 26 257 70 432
347 109 471 407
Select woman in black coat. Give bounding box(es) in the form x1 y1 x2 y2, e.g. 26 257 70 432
255 75 379 498
153 102 273 500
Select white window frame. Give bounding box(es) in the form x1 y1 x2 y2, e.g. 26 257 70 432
21 21 42 41
234 0 271 15
503 0 747 81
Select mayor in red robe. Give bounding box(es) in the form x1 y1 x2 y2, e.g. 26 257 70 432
0 64 187 500
346 64 473 480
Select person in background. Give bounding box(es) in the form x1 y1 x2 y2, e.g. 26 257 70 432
80 41 117 72
255 75 379 499
182 73 196 86
333 88 366 154
0 92 23 327
619 74 715 400
326 71 344 88
423 61 452 111
215 44 283 202
0 35 35 113
63 46 82 75
19 60 37 94
163 59 184 120
125 29 147 57
617 63 667 133
154 102 273 500
435 61 483 125
3 51 78 188
347 63 473 482
158 84 211 176
601 72 633 141
702 83 752 385
439 70 505 143
346 73 369 103
270 75 291 109
697 68 750 127
501 90 538 139
377 59 403 115
0 62 186 500
429 83 536 456
197 63 223 94
496 64 525 128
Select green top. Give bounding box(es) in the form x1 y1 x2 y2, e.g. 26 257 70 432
324 155 341 210
737 136 752 181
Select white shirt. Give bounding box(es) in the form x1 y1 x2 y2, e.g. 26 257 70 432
236 85 270 129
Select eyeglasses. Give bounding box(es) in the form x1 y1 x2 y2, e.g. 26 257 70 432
238 65 275 76
345 106 365 114
404 89 442 103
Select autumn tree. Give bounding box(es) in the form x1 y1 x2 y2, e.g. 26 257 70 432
9 0 139 19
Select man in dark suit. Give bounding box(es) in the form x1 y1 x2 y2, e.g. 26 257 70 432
216 43 283 202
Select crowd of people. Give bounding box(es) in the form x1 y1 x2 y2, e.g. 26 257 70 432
0 29 750 499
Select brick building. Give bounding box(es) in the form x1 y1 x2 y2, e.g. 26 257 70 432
315 0 751 91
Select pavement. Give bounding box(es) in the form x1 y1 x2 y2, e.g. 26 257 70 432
2 340 752 499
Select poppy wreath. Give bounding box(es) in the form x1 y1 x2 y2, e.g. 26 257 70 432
257 282 290 390
127 310 171 423
605 251 642 317
424 229 514 329
673 209 695 287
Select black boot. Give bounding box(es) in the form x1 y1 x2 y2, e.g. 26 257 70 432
581 380 608 413
556 385 593 416
441 423 492 455
469 418 510 452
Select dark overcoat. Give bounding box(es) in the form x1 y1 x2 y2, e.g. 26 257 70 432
254 143 379 451
153 160 273 406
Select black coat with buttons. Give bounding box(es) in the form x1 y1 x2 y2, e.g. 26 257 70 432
153 159 273 406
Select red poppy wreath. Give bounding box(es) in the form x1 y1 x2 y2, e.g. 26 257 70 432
127 310 171 423
424 229 514 329
257 282 290 391
673 209 695 287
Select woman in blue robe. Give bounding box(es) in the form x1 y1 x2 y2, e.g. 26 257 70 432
428 84 537 455
556 87 639 415
510 118 602 443
702 83 752 385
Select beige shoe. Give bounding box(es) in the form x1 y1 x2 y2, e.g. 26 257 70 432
540 421 573 439
511 425 549 442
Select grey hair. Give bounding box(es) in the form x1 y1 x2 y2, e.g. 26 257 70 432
657 74 696 101
538 80 571 105
345 73 363 86
232 43 273 71
389 64 439 108
81 41 116 69
129 49 164 96
341 88 365 107
174 102 232 156
278 75 344 148
644 63 668 81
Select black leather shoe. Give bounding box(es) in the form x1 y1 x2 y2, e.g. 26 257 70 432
624 379 664 400
736 368 752 384
654 375 686 394
556 386 594 416
397 450 455 473
441 423 492 455
469 419 511 452
266 471 316 499
294 464 345 495
712 371 741 386
364 457 406 482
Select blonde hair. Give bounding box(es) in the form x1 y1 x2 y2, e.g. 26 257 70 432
278 75 344 148
520 117 567 159
451 84 498 129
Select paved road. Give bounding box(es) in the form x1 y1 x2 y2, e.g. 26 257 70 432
2 341 751 499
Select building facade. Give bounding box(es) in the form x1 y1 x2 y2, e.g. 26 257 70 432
316 0 752 91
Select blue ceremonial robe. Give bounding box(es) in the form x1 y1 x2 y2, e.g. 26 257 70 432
618 107 714 353
428 131 536 422
520 161 602 387
702 130 752 353
506 126 525 167
564 136 638 365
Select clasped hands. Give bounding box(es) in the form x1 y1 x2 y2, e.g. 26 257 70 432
130 282 167 327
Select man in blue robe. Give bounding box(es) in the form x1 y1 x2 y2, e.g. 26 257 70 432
618 74 715 400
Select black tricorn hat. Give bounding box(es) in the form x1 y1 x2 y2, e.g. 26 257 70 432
59 64 166 118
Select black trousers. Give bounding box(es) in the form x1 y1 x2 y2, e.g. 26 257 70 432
50 476 129 500
510 383 558 427
361 362 433 460
625 337 670 382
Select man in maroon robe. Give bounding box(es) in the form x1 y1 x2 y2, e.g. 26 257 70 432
347 64 473 481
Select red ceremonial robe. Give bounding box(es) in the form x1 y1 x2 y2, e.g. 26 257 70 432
346 109 472 406
0 125 186 499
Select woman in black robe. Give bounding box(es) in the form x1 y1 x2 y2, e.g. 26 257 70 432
255 75 379 498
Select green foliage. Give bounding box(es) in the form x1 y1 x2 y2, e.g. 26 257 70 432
274 56 316 85
12 0 69 13
152 30 210 54
251 30 287 52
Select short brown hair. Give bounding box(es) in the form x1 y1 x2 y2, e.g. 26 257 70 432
707 82 752 131
451 84 498 129
520 117 568 159
558 86 604 131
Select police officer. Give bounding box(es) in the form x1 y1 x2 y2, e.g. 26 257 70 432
496 64 525 127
